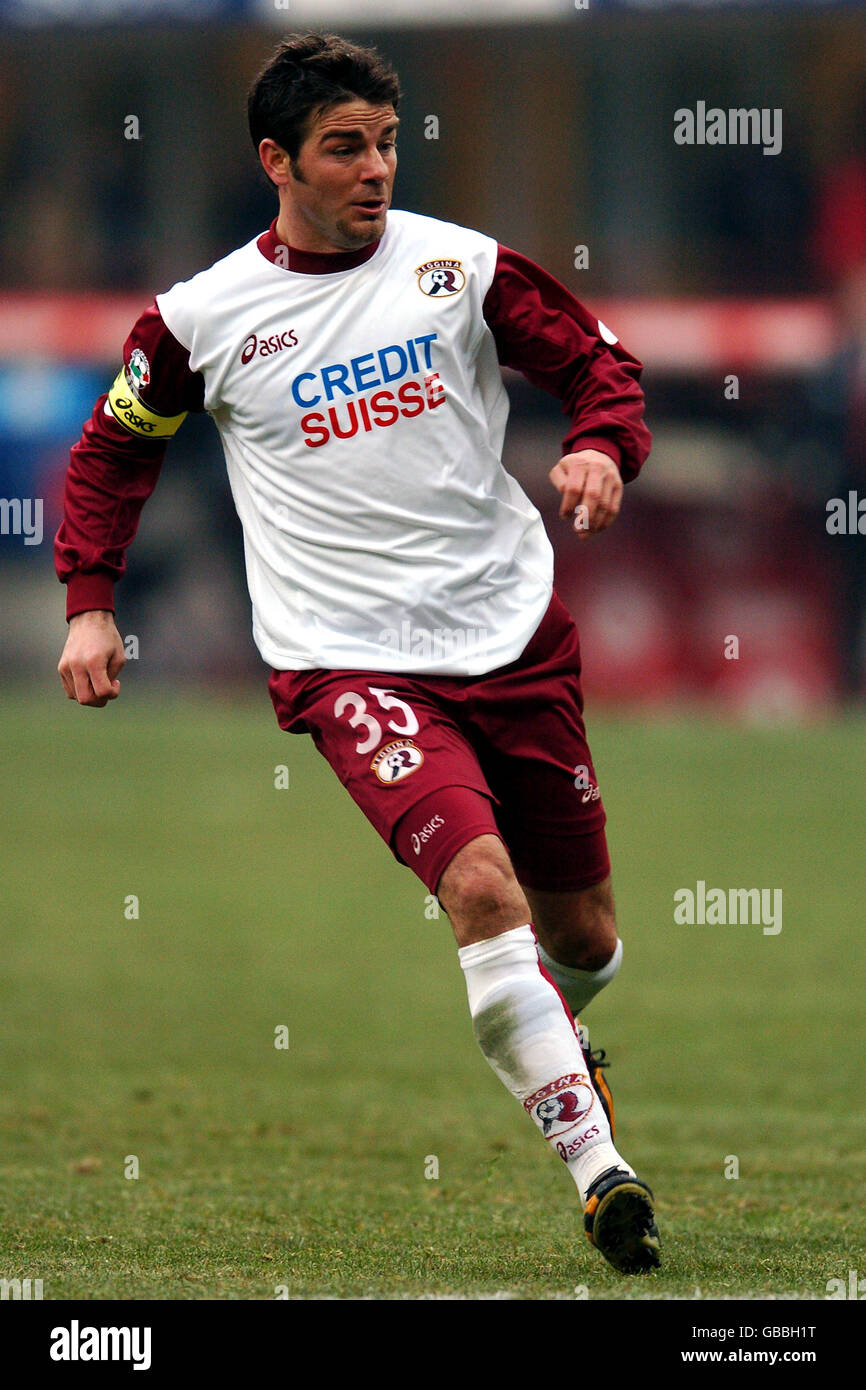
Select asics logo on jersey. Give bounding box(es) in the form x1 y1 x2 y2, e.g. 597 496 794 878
240 329 299 365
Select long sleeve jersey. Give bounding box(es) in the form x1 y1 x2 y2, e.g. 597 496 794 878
55 209 651 675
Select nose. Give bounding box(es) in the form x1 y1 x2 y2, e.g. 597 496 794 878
360 146 389 182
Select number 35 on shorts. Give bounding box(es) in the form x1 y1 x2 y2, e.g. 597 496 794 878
333 686 420 756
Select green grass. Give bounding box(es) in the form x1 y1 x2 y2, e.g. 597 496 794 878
1 689 864 1299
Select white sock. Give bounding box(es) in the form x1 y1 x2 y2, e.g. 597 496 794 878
537 938 623 1017
458 924 633 1203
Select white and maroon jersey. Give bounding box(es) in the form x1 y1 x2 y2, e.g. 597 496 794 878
56 209 652 675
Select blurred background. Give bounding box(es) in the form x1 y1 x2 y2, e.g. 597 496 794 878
2 0 866 715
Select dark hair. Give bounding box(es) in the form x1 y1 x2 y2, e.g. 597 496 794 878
247 32 401 165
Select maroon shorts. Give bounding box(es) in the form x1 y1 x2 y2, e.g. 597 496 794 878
267 591 610 895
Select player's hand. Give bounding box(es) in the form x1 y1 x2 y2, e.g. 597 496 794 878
550 448 623 541
58 610 126 707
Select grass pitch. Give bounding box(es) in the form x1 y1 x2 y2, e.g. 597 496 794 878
1 688 863 1300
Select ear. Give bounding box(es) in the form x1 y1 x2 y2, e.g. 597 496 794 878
259 139 291 187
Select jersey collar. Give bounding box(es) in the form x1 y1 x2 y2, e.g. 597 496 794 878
257 218 381 274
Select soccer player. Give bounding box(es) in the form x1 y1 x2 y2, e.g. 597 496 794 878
55 32 660 1274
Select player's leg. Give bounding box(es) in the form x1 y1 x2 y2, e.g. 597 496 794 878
453 595 659 1270
464 596 625 1058
435 830 657 1272
491 807 625 1118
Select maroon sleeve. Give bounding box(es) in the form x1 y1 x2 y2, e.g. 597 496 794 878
54 301 205 621
482 244 651 482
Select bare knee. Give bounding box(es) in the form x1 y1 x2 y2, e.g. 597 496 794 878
438 834 530 947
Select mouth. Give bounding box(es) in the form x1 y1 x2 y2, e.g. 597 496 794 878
352 199 386 216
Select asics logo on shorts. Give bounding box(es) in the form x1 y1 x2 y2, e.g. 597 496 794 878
411 814 445 855
574 764 601 803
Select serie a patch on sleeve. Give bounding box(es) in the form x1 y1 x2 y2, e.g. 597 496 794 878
106 356 188 439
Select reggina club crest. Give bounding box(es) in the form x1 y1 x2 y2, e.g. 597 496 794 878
370 739 425 784
416 259 466 297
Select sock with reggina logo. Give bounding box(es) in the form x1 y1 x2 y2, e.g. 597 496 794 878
458 923 633 1203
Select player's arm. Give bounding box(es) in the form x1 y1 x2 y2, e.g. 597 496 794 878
482 244 652 539
55 302 204 707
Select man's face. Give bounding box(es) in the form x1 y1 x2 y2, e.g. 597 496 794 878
287 99 398 252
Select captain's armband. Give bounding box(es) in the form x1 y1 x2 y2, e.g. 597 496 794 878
106 368 188 440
